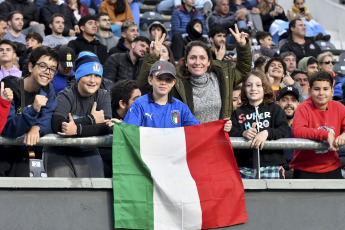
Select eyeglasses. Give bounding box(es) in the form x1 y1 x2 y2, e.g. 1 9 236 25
35 62 57 75
322 61 334 65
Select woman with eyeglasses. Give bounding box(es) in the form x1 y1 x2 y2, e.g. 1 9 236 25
317 52 336 77
318 51 345 100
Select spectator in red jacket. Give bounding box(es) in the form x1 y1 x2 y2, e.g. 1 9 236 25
0 81 13 134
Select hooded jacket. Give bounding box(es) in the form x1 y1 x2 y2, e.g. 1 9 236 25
297 56 317 72
0 0 39 29
108 37 129 55
99 0 134 24
138 41 252 118
1 76 57 138
229 102 289 167
67 35 108 64
147 21 167 41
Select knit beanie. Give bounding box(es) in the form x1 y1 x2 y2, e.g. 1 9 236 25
75 51 103 82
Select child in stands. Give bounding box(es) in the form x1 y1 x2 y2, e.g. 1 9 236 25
230 70 289 179
290 71 345 179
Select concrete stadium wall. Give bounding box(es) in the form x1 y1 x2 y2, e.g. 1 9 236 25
1 178 345 230
277 0 345 49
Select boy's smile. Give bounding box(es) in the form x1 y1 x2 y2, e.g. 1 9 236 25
309 81 334 111
148 74 176 104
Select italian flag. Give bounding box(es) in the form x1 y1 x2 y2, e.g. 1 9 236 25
112 120 247 230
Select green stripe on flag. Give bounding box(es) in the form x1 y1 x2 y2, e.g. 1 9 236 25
113 123 154 230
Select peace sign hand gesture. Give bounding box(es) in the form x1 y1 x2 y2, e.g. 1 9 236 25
229 23 249 47
150 33 166 57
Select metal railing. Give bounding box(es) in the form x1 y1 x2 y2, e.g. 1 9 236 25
0 134 343 151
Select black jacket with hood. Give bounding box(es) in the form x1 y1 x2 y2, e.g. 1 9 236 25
108 37 129 55
230 102 289 167
67 35 108 64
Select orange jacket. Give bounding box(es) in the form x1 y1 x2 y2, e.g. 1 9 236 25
99 0 134 24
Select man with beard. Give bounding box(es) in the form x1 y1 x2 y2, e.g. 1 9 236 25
3 11 26 45
276 86 300 178
103 36 150 84
0 17 8 41
95 13 119 52
208 26 228 61
43 14 70 48
68 15 108 64
40 0 79 37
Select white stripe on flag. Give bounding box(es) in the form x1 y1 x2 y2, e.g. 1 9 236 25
140 127 203 230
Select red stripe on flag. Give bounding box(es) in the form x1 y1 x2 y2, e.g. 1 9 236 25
185 120 248 229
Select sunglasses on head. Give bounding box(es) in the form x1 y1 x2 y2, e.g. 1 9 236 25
322 60 334 65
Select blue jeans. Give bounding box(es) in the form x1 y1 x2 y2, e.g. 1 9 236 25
129 1 140 27
226 21 247 46
111 24 122 37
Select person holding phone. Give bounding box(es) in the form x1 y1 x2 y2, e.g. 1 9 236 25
287 0 330 41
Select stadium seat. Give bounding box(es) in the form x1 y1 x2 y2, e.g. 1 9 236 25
334 63 345 75
339 52 345 64
316 40 336 51
142 11 170 23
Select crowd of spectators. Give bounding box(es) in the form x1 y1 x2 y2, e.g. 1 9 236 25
0 0 344 180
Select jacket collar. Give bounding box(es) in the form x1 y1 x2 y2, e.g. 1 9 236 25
178 5 197 17
148 90 175 104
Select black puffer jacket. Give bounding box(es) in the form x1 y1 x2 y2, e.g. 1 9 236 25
0 0 39 29
40 2 78 36
103 52 143 83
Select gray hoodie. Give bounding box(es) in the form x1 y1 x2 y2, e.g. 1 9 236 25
147 21 168 41
95 33 120 52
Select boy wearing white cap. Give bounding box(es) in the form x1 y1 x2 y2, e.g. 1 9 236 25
44 51 111 177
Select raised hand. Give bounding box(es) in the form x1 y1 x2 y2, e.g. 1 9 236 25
229 23 249 47
282 72 295 86
33 95 48 112
215 43 226 61
0 82 13 101
91 102 106 124
58 113 77 136
150 33 166 57
243 122 258 140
